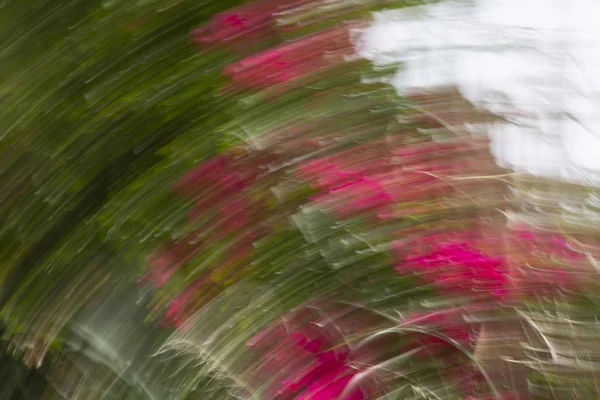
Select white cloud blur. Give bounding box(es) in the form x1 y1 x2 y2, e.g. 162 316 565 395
358 0 600 186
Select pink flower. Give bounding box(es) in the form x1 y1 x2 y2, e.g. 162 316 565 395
138 252 177 288
161 277 214 328
278 358 355 397
296 370 363 400
173 154 234 197
164 297 185 327
290 331 328 354
214 198 253 236
225 26 353 90
191 8 273 49
296 145 395 218
297 158 365 190
329 178 394 217
175 151 274 222
397 243 511 300
221 12 246 27
391 229 503 261
192 0 319 49
226 49 302 87
306 176 394 219
139 240 201 289
248 317 368 400
297 148 391 190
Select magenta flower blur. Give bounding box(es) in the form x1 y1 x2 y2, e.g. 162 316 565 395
329 178 393 218
138 251 177 288
225 26 353 90
139 239 200 289
174 154 247 200
248 321 368 400
160 277 215 328
164 297 184 327
174 151 276 224
297 158 365 190
222 12 246 27
297 151 394 218
396 242 511 300
192 8 273 49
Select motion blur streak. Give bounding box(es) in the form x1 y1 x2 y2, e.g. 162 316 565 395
0 0 599 399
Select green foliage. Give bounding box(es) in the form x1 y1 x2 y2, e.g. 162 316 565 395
0 0 492 399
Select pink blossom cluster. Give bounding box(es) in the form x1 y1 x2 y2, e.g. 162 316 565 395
192 0 354 90
175 154 248 210
392 228 503 259
139 238 199 289
392 226 584 299
174 151 277 233
296 146 395 218
224 25 353 90
192 10 272 48
248 320 368 400
142 151 278 326
191 0 286 52
161 279 206 328
396 242 511 300
296 138 500 219
192 0 319 50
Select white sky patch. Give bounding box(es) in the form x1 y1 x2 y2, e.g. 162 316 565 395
358 0 600 186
